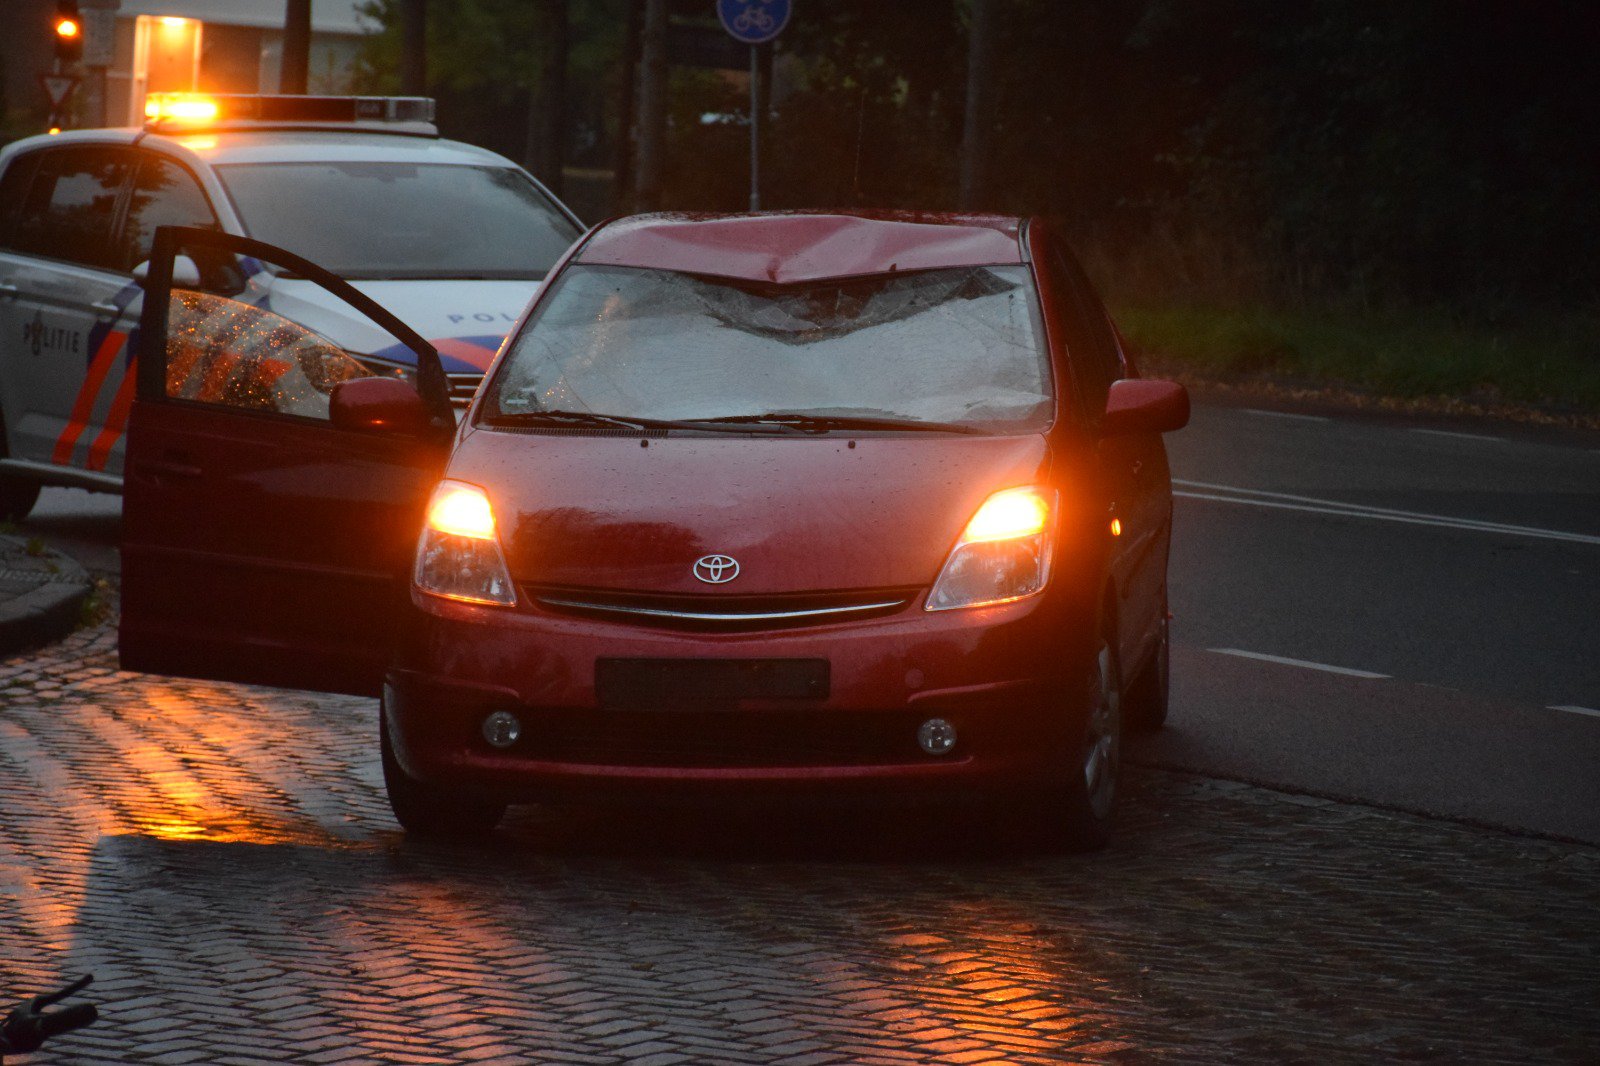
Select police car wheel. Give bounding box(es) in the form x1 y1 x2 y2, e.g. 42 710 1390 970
0 476 40 523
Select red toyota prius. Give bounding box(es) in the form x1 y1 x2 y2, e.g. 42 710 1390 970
119 212 1187 850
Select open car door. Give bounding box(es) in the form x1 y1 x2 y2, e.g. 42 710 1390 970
119 226 455 696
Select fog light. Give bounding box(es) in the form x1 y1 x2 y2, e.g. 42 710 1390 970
917 717 957 756
481 711 522 749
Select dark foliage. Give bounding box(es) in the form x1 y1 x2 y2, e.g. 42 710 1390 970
359 0 1597 316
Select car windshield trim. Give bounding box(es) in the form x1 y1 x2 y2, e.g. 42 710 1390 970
481 409 792 435
692 412 988 435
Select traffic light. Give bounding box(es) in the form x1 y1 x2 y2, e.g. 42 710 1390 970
53 2 83 66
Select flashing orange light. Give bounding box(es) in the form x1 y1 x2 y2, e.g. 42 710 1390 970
962 487 1051 544
1110 517 1122 537
47 127 62 136
144 93 221 124
54 16 81 38
426 483 497 540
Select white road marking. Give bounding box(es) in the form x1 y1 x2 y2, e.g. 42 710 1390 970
1241 408 1329 423
1173 479 1600 547
1550 705 1600 719
1411 428 1502 443
1209 648 1390 679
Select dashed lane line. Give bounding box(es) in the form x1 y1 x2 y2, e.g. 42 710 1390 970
1550 705 1600 719
1410 428 1503 443
1209 648 1390 679
1241 408 1330 423
1173 479 1600 547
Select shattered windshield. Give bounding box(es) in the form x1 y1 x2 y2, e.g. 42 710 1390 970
483 264 1052 431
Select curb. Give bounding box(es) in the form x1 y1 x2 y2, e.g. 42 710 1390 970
0 535 92 659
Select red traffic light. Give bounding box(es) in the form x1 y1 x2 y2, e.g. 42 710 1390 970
53 2 83 65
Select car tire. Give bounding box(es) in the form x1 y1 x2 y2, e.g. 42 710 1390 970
0 413 41 523
380 707 506 837
0 475 40 524
1049 606 1123 853
1123 598 1170 733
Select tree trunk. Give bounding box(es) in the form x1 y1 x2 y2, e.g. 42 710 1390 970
613 0 644 213
522 0 569 195
958 0 997 210
281 0 312 94
399 0 427 95
633 0 669 211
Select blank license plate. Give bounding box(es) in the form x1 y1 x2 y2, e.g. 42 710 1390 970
596 658 830 709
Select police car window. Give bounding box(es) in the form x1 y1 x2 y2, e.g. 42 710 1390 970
0 152 42 250
121 156 218 270
215 163 580 281
8 147 132 271
165 290 369 420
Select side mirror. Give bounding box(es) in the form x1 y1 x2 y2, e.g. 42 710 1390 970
1102 379 1190 436
133 255 202 287
330 377 432 435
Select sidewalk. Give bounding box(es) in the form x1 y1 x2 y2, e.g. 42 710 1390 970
0 532 92 657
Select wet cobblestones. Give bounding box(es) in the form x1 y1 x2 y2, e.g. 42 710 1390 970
1 616 1597 1063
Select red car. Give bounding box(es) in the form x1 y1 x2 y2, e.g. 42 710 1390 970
119 212 1187 850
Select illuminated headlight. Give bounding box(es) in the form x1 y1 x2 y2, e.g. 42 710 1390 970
413 480 517 606
926 487 1054 611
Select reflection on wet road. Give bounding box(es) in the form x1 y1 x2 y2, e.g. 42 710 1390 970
2 618 1596 1064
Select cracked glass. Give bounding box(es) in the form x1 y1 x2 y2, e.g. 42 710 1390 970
486 264 1053 431
165 290 370 419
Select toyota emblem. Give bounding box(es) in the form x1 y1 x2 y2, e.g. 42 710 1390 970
693 554 740 584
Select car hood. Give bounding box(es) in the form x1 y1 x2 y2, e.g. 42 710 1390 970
259 278 538 374
448 429 1052 594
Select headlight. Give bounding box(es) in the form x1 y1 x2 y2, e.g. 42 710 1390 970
413 480 517 606
926 486 1054 611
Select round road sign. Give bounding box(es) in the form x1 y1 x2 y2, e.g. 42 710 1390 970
717 0 791 45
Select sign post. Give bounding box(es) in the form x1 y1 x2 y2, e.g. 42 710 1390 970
81 0 120 128
716 0 790 211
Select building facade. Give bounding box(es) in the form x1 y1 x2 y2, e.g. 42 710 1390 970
2 0 372 138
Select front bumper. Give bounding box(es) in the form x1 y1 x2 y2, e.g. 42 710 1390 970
385 588 1094 805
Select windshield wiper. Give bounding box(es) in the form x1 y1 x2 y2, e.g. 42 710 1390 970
693 412 987 435
484 409 778 433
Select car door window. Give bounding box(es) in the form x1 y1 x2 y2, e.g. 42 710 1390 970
166 291 369 419
7 146 132 271
139 225 454 428
121 155 219 271
1051 247 1125 424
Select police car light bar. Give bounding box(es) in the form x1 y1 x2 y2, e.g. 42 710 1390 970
144 94 436 131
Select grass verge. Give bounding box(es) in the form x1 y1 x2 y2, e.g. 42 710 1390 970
1112 303 1600 416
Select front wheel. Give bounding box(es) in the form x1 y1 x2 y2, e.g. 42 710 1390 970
380 708 505 837
1047 615 1123 852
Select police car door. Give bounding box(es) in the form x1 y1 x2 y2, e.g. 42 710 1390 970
120 227 455 697
0 144 139 475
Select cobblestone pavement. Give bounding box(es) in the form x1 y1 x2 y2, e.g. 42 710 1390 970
2 615 1597 1065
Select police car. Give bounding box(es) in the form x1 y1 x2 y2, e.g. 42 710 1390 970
0 93 583 520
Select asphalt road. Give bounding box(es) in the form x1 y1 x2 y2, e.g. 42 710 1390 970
18 401 1600 843
1141 403 1600 844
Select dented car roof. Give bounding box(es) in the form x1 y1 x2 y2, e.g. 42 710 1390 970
577 211 1028 284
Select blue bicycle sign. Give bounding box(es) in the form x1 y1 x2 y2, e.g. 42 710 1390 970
718 0 791 45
